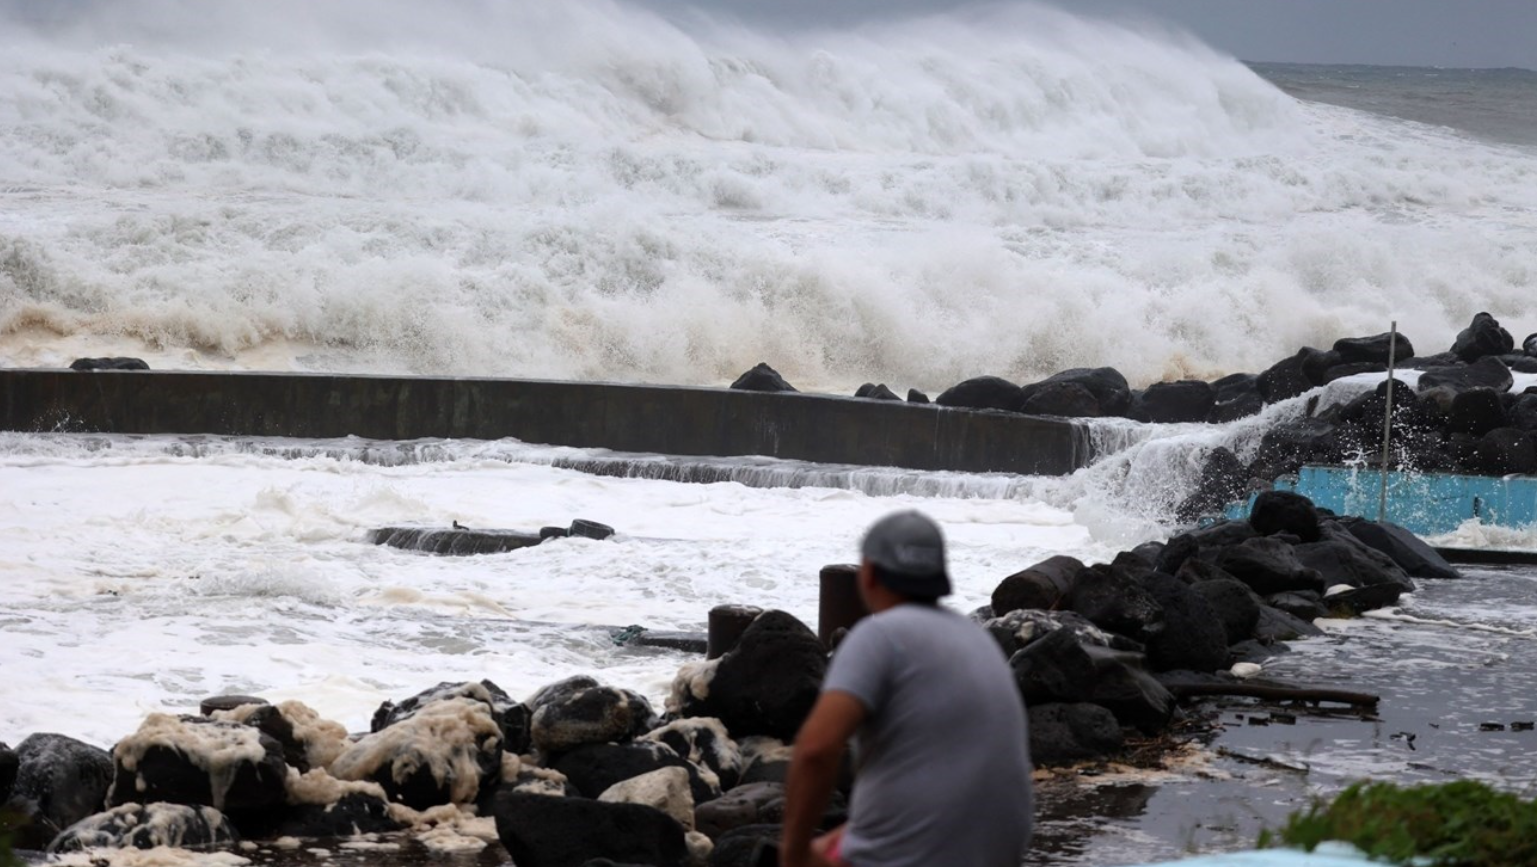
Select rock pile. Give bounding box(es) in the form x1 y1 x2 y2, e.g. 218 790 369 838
0 496 1459 865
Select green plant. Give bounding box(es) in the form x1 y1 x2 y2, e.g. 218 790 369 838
1259 780 1537 866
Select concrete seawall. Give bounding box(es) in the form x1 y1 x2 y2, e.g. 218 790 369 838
0 369 1093 475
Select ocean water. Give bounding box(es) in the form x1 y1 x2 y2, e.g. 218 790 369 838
4 2 1537 865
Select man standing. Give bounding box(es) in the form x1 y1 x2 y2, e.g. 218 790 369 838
781 510 1034 867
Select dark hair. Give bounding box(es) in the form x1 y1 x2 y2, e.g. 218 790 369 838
869 565 941 606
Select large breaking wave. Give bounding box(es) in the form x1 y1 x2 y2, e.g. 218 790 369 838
2 0 1534 389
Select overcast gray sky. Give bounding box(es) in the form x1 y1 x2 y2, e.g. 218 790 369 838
640 0 1537 69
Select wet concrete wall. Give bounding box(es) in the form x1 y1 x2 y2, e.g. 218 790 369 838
0 370 1093 475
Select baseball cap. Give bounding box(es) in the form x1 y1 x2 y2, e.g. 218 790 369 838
860 510 952 597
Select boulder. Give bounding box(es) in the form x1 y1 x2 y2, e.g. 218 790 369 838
1265 591 1328 622
906 388 929 404
1325 584 1404 616
1248 488 1321 541
1065 564 1165 644
1418 357 1513 394
1253 605 1325 642
1253 418 1344 471
49 803 238 852
1026 703 1124 767
1334 332 1414 366
1510 394 1537 433
1337 518 1461 580
1471 428 1537 475
265 791 404 840
986 609 1129 658
1018 381 1101 417
1188 519 1258 550
1322 362 1386 383
108 716 288 815
1191 578 1262 645
1294 539 1413 591
695 783 788 839
1009 627 1096 705
1209 373 1263 422
730 363 796 393
1081 646 1177 734
599 767 696 831
7 734 114 848
672 610 826 742
642 718 743 794
1257 350 1314 403
1300 347 1342 386
934 375 1024 412
1445 388 1510 437
853 383 900 401
552 742 717 806
709 825 785 867
1216 538 1325 596
69 357 149 371
1019 368 1132 417
735 738 792 787
1140 572 1229 673
1451 312 1514 362
1156 533 1200 576
1525 333 1537 357
1136 380 1216 424
991 555 1083 615
331 697 503 810
1175 447 1248 522
531 686 657 754
213 700 349 775
0 742 16 803
493 791 688 867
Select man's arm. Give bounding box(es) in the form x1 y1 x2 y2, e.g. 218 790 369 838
780 690 867 867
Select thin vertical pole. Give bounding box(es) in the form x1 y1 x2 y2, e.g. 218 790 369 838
1377 322 1398 523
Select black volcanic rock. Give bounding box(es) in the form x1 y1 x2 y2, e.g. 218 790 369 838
935 375 1024 412
1451 312 1514 362
730 363 797 393
69 357 149 371
906 388 929 404
1136 380 1216 424
1257 350 1314 403
1018 381 1101 417
1019 367 1132 417
1418 357 1513 394
1334 332 1414 366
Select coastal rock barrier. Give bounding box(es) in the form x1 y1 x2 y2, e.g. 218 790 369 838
738 314 1537 521
0 494 1454 866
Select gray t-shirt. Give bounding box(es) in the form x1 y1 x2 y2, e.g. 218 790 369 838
823 604 1033 867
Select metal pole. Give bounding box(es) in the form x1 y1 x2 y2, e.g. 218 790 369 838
1377 322 1398 523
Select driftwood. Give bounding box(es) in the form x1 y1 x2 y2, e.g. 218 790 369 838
1167 681 1379 708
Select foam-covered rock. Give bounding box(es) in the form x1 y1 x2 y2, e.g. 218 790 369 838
108 715 287 814
551 742 716 806
598 767 695 831
985 608 1130 658
672 610 826 742
373 680 532 757
213 700 349 774
493 791 688 867
642 718 743 794
49 803 238 852
331 697 502 810
6 733 114 849
734 738 792 787
1027 703 1124 767
531 685 657 754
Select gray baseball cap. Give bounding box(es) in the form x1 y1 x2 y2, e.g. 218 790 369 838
860 510 952 597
